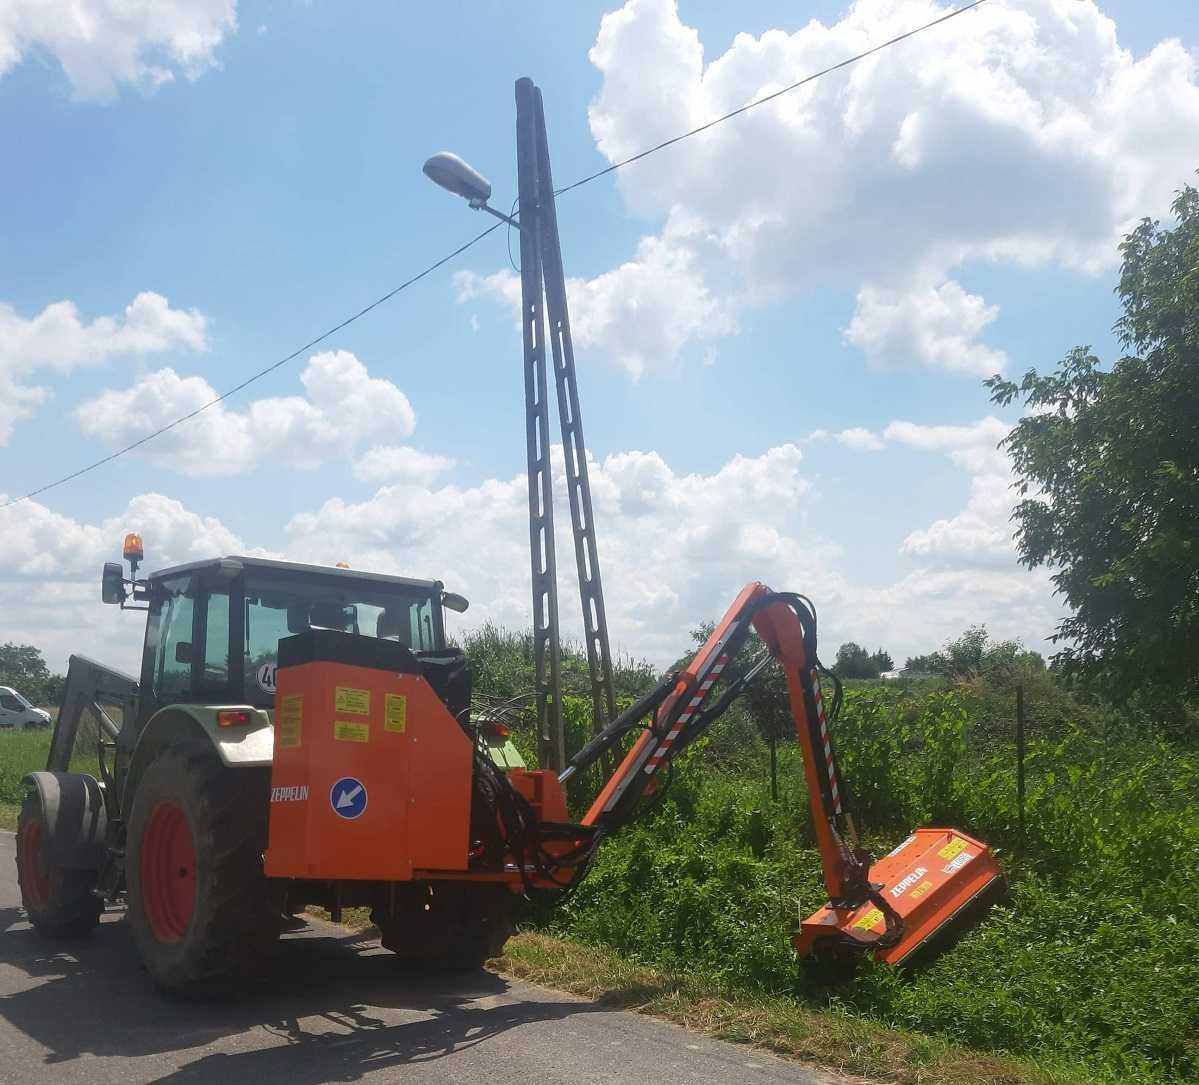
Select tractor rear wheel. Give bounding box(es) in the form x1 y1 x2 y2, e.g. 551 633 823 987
126 743 280 995
371 882 515 972
16 791 103 938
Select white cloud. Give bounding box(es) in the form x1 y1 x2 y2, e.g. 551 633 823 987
901 472 1019 565
1 417 1061 675
0 1 237 101
287 441 828 662
0 292 208 445
579 0 1199 375
882 415 1020 565
455 218 736 378
883 415 1011 475
845 280 1006 375
286 433 1059 664
352 446 455 485
0 491 268 674
809 426 885 451
74 350 416 476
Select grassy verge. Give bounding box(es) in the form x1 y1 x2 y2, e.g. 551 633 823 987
497 932 1094 1085
303 903 1090 1085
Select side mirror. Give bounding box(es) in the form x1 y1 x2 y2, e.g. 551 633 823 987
102 563 127 605
442 591 469 614
175 641 193 664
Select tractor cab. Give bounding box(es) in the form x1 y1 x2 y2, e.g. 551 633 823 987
129 555 454 721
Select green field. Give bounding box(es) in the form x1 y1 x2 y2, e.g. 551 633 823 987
0 724 93 831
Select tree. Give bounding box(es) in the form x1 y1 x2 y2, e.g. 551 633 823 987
902 627 1040 682
834 642 892 679
0 643 64 705
987 182 1199 707
903 652 942 676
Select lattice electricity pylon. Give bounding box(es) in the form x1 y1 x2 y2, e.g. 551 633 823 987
515 77 617 772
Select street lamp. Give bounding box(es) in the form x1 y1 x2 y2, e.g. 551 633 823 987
422 152 518 226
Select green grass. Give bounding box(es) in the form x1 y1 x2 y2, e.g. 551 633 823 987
533 688 1199 1084
306 906 1082 1084
499 931 1095 1085
0 726 95 830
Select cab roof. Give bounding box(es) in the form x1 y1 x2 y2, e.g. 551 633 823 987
148 555 442 593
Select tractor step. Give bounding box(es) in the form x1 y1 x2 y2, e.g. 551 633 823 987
92 842 125 901
794 827 1004 965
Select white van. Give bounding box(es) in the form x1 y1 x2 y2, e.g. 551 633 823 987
0 686 51 729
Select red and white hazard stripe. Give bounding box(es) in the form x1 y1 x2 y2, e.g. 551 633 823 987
644 654 730 775
813 668 842 814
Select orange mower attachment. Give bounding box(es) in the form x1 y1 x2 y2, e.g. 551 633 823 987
793 827 1004 965
562 583 1004 969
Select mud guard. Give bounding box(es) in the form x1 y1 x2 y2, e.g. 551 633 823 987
21 771 108 871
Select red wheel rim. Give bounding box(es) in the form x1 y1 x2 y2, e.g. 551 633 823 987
140 801 196 943
18 817 50 911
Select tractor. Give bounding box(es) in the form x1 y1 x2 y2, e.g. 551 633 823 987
15 534 1003 994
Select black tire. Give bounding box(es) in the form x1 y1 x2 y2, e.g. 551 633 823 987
125 742 281 995
371 882 515 972
15 791 103 938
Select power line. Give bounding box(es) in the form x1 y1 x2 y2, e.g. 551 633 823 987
1 221 503 510
2 0 986 511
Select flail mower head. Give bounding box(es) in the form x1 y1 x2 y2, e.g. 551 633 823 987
793 827 1005 966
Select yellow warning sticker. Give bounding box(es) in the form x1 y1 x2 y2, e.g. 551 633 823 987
384 693 407 734
909 880 935 901
852 907 884 931
335 686 371 715
938 836 966 860
277 694 303 749
333 720 369 743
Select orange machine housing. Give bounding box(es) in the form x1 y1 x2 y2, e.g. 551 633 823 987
793 827 1003 964
264 628 473 881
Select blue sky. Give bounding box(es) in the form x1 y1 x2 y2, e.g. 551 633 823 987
2 0 1198 672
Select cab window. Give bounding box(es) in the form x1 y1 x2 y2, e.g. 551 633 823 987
156 578 195 702
149 575 232 705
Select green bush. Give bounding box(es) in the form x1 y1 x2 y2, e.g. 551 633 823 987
538 685 1199 1083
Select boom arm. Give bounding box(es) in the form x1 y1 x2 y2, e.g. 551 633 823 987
560 583 859 901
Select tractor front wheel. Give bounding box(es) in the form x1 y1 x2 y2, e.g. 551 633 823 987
15 791 102 938
126 743 280 995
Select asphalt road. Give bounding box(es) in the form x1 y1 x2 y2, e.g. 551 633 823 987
0 833 837 1085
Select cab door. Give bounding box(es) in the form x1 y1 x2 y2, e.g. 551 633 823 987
135 573 235 727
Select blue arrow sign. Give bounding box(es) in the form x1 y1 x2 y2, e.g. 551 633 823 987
329 776 368 820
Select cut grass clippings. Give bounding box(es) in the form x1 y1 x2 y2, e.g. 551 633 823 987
496 932 1097 1085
